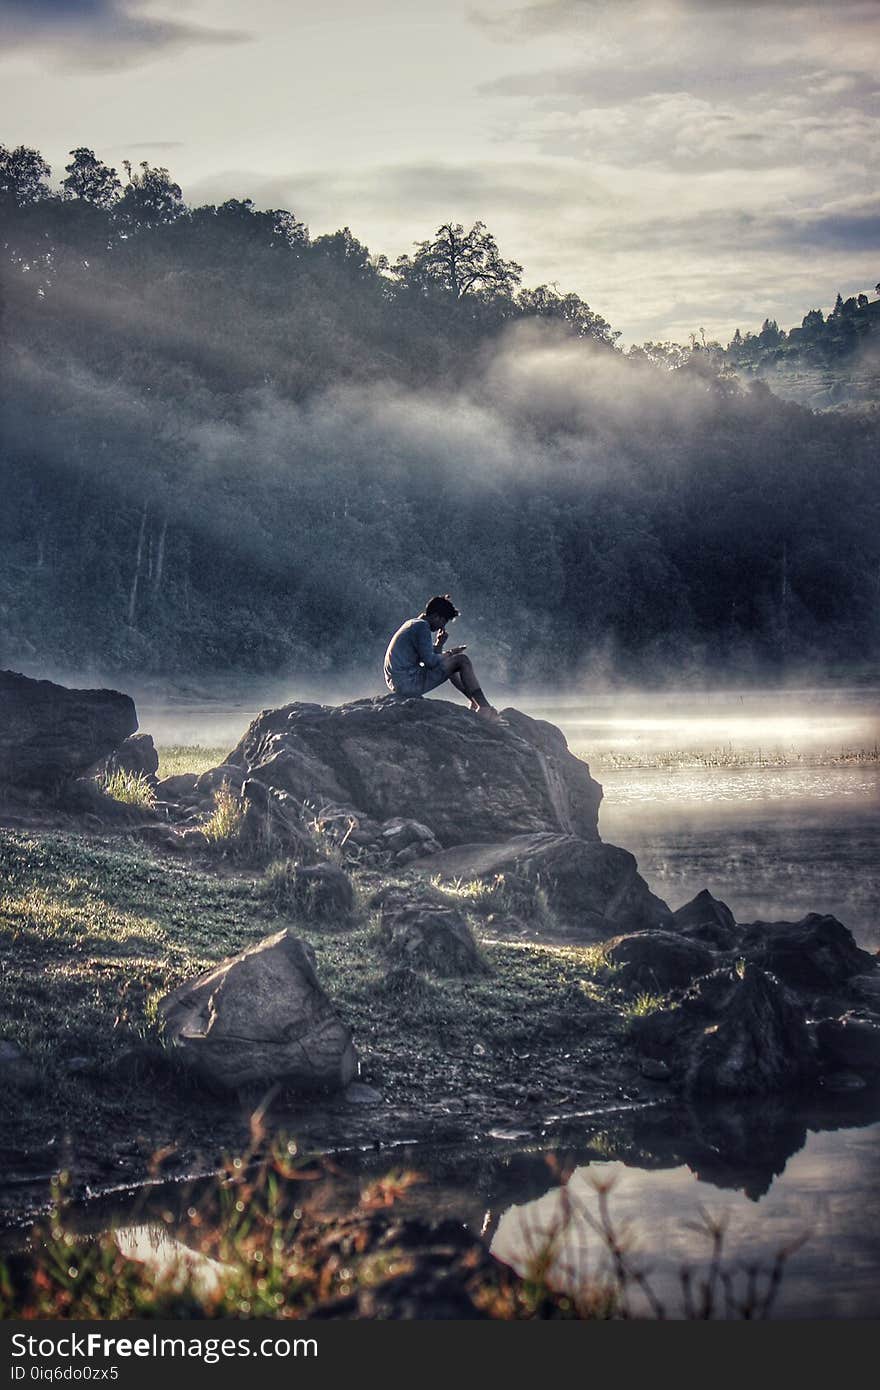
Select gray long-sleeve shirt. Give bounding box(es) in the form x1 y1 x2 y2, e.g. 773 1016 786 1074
384 617 444 684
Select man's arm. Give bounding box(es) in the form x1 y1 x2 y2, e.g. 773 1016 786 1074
416 620 446 669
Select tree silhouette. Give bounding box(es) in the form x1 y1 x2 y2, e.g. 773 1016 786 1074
61 149 122 208
395 221 522 300
118 161 184 229
0 144 51 205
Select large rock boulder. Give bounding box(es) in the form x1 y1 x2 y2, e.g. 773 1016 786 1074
0 670 137 788
423 832 671 933
628 965 816 1097
158 929 357 1093
224 697 602 846
738 914 877 993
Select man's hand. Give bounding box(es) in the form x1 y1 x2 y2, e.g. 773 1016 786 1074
445 644 467 656
434 628 449 651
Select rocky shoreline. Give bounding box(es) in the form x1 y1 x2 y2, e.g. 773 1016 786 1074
1 668 879 1231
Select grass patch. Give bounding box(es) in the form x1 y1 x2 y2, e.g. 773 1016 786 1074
621 991 667 1020
202 786 245 847
156 745 226 780
435 872 557 933
585 743 880 771
99 769 156 808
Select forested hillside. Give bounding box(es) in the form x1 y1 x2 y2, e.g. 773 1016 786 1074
1 144 878 686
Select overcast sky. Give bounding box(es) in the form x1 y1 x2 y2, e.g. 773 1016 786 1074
1 0 878 343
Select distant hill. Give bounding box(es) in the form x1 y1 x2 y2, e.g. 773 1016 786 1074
722 291 880 413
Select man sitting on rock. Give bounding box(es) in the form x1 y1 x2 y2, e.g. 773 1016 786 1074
383 594 500 719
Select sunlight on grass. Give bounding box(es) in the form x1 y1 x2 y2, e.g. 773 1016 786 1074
157 745 225 779
202 786 245 845
99 769 156 808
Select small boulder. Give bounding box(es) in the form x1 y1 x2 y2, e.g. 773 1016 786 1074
273 861 356 920
158 929 357 1093
155 772 199 802
194 764 246 798
605 931 717 994
101 733 159 783
375 889 483 977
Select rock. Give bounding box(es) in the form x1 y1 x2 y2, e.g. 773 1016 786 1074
683 965 814 1097
380 819 443 863
0 669 137 788
815 1014 880 1072
672 890 739 949
738 914 876 993
639 1058 671 1081
158 929 357 1094
848 973 880 1010
343 1082 384 1106
822 1071 867 1093
101 733 159 783
425 833 671 933
628 1006 683 1060
605 931 717 993
180 829 209 852
276 862 356 920
374 888 483 977
194 763 246 798
63 1056 94 1076
226 696 603 846
237 779 313 864
137 824 182 851
155 772 199 801
381 817 438 847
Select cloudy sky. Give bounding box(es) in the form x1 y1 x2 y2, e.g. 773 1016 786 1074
1 0 878 343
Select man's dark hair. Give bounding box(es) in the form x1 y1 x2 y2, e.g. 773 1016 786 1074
423 594 459 623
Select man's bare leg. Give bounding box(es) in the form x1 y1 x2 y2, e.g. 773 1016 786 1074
441 652 498 716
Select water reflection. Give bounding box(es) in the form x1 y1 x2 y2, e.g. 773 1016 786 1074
114 1223 234 1296
89 1093 880 1319
490 1113 880 1318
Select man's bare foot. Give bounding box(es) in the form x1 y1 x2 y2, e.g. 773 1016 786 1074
474 704 501 720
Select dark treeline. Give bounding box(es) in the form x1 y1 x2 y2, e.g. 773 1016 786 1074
1 143 878 687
